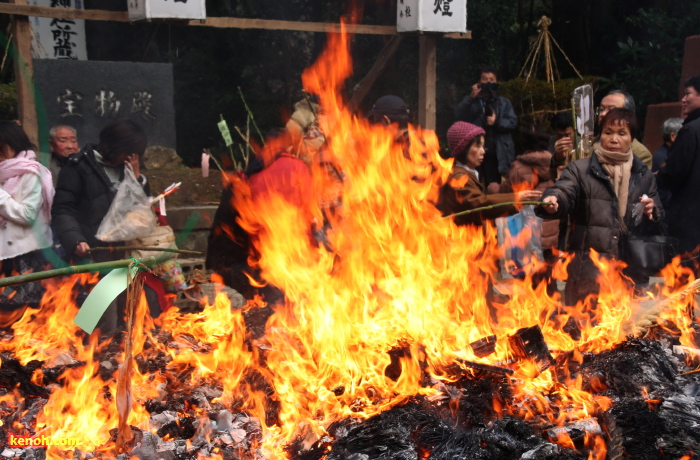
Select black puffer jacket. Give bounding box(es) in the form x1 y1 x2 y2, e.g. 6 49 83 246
51 145 150 258
541 153 663 259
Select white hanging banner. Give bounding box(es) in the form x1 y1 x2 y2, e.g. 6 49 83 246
397 0 467 33
29 0 88 60
128 0 206 21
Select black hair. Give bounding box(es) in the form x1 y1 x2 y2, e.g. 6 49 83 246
600 108 638 139
520 125 551 152
0 121 35 154
550 112 573 131
367 95 410 129
685 75 700 95
97 119 147 162
479 66 499 80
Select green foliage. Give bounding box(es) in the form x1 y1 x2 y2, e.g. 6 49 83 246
597 3 700 134
0 83 17 120
499 76 598 128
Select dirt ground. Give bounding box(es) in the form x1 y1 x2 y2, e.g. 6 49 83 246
146 167 224 206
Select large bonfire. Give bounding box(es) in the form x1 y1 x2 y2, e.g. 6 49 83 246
0 24 699 460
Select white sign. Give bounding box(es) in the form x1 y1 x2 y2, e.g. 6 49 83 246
397 0 467 33
29 0 87 60
128 0 206 21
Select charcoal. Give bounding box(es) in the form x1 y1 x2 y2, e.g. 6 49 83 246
470 335 497 358
42 360 86 384
243 304 275 340
157 416 197 440
0 354 48 398
508 326 554 376
578 338 680 396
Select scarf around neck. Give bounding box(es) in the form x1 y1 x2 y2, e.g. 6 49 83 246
594 142 633 221
0 150 55 226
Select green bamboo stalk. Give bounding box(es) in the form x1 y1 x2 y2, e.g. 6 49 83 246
90 247 203 256
0 256 157 288
237 86 265 145
220 114 238 169
441 201 554 220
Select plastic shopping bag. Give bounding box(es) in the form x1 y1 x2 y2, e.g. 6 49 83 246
495 205 544 279
96 164 157 242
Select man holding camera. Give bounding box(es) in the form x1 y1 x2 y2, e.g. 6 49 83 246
454 67 518 186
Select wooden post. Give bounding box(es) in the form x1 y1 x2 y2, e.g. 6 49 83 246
10 0 38 146
348 35 403 112
418 34 436 130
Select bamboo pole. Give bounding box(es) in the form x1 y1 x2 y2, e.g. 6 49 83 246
90 247 203 256
237 86 265 145
441 201 553 220
0 256 157 288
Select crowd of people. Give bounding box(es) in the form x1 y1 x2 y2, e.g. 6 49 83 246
2 71 700 331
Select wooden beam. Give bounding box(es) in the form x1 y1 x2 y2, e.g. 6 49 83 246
418 34 436 130
0 3 472 38
9 0 38 146
348 35 403 112
194 17 396 35
0 3 131 22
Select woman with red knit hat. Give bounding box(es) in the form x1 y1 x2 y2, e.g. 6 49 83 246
437 121 542 226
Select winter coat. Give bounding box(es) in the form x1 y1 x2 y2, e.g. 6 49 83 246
51 144 150 259
658 108 700 254
498 151 559 250
0 172 53 260
437 165 516 227
631 139 653 170
454 95 517 175
541 153 663 258
541 152 663 303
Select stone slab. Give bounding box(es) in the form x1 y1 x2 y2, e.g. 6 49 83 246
33 59 176 149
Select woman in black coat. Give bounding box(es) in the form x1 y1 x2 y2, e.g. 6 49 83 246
541 109 663 305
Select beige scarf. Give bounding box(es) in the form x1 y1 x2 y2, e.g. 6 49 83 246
594 142 633 221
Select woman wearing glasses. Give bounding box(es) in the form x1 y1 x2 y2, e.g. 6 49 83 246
540 108 663 305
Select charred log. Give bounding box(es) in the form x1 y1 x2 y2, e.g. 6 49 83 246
0 353 48 398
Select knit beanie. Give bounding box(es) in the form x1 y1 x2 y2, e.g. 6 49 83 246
446 121 485 159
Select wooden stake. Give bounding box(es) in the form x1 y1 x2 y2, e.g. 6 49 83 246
418 34 436 130
10 0 38 146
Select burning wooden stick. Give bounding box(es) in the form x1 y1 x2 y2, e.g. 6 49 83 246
456 358 514 376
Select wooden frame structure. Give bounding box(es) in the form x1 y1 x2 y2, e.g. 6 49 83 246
1 2 470 144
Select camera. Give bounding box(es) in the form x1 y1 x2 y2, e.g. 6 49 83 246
478 81 500 101
477 82 499 117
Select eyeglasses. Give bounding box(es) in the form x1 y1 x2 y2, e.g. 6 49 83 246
595 105 618 117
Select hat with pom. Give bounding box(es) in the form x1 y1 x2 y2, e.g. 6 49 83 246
446 121 485 158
